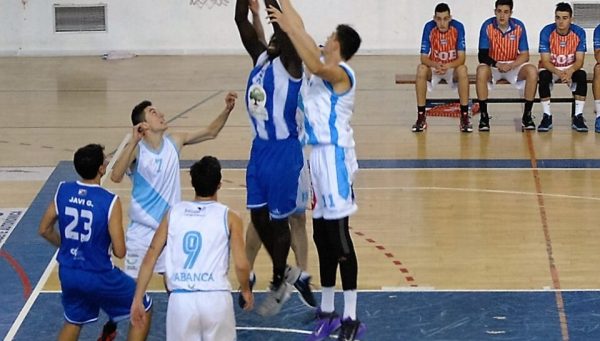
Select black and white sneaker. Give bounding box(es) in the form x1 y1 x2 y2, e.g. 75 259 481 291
522 112 535 130
478 112 490 131
537 113 553 132
572 114 588 132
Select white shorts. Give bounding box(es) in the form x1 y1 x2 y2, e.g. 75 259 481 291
489 62 528 91
309 145 358 220
539 66 578 92
295 150 311 213
167 291 235 341
125 222 166 278
428 67 457 91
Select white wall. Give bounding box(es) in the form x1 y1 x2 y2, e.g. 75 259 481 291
1 0 596 56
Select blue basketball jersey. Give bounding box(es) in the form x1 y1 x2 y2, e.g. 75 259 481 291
246 51 302 141
54 181 118 272
594 24 600 51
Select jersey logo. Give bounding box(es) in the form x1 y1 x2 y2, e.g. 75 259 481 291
248 84 269 121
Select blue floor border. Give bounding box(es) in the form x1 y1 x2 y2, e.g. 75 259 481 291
11 290 600 340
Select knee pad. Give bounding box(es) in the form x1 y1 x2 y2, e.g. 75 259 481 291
538 70 553 98
572 70 588 97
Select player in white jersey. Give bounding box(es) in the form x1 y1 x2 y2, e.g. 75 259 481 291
111 92 237 279
268 1 366 340
131 156 252 341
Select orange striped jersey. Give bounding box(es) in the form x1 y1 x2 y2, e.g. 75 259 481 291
479 17 529 62
539 23 587 67
420 19 466 63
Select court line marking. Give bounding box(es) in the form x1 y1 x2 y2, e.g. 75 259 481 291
525 132 569 341
177 186 600 202
0 208 26 250
5 134 130 341
38 288 600 294
236 326 311 335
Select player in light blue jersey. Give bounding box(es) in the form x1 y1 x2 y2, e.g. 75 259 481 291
131 156 253 341
235 0 315 316
39 144 152 341
593 24 600 132
110 92 237 279
268 1 366 340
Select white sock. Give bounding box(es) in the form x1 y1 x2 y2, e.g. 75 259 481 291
321 287 335 313
575 100 585 116
541 101 552 115
300 271 310 280
595 100 600 117
343 290 357 320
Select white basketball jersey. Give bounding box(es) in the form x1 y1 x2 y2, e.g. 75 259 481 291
165 201 231 292
303 62 357 148
128 135 181 229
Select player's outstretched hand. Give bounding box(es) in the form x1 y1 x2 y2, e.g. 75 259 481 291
225 91 238 112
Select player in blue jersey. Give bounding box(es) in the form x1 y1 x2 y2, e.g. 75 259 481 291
38 144 152 341
593 23 600 132
110 92 237 280
235 0 315 316
131 156 253 341
239 0 316 310
268 1 365 340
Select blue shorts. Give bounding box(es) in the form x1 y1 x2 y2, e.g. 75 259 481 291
59 266 152 324
246 137 303 219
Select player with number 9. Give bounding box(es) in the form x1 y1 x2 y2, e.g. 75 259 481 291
131 156 252 340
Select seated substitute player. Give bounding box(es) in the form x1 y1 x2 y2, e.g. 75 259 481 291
476 0 538 131
131 156 253 341
38 144 152 341
413 2 471 133
591 23 600 132
537 2 588 132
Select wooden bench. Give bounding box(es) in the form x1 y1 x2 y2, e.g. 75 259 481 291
395 73 594 116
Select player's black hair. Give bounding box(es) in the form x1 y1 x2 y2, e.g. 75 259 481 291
73 144 105 180
336 24 362 61
131 100 152 126
190 156 222 197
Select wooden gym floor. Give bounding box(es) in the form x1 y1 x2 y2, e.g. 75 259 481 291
2 55 600 340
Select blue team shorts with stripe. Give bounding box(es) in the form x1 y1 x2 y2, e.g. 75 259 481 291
59 266 152 324
246 137 303 219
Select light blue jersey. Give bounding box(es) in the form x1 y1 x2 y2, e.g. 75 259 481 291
128 135 181 229
166 201 232 292
54 181 117 272
246 51 302 141
303 62 357 148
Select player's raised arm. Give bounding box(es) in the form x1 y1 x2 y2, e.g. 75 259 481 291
235 0 267 64
171 92 237 149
